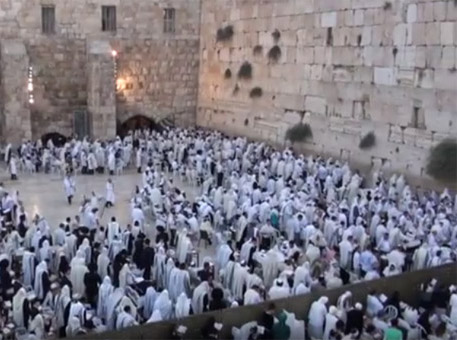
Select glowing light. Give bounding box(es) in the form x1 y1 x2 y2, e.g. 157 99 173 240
28 66 34 104
111 50 117 57
116 78 125 91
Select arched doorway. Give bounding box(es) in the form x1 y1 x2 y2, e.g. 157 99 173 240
41 132 67 147
117 115 161 137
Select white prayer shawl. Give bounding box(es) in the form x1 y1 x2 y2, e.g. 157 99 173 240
450 293 457 325
97 248 110 279
176 231 191 264
153 248 166 289
106 181 115 204
34 261 48 300
22 250 36 288
70 252 89 296
64 177 75 197
323 308 339 340
97 277 114 318
66 317 82 337
308 296 328 340
119 264 133 289
107 222 121 244
69 301 86 326
143 287 158 320
147 310 162 323
29 314 45 340
294 283 310 296
412 245 428 271
106 288 124 330
56 286 71 328
268 281 290 300
192 282 209 314
175 293 191 319
231 264 248 301
153 290 172 320
243 288 262 305
261 249 283 288
116 311 136 330
13 288 27 328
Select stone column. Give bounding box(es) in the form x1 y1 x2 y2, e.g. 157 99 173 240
0 40 32 145
87 40 116 139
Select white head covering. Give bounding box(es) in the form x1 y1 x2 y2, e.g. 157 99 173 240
147 310 162 323
12 288 27 327
153 290 172 320
143 286 157 320
175 293 191 319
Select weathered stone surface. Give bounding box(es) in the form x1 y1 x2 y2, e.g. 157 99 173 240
196 0 457 183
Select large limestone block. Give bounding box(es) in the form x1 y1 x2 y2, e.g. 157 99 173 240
374 67 396 86
321 12 337 28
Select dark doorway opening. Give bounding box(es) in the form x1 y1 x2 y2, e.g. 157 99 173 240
41 132 67 147
117 115 162 137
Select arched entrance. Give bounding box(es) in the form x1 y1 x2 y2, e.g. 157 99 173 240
41 132 67 147
117 115 161 137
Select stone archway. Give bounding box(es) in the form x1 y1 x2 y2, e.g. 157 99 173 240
41 132 67 147
117 115 161 137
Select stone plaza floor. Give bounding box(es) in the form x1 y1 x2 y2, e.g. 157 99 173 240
0 166 216 262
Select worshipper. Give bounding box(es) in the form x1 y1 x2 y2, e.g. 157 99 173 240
272 311 291 340
175 292 192 318
209 287 227 311
384 318 404 340
116 305 138 329
64 174 76 205
153 289 172 320
105 178 115 208
84 263 101 307
308 296 329 340
345 303 364 336
323 306 340 340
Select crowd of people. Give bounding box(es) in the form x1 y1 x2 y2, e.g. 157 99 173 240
0 127 455 339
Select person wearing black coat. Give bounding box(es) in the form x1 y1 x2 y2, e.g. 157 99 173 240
140 239 155 280
83 264 101 308
345 305 364 338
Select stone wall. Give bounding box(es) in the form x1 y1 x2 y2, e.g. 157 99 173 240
0 0 200 140
197 0 457 184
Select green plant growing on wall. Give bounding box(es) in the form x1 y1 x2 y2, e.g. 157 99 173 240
253 45 263 55
224 68 232 79
216 25 234 42
268 46 282 62
272 29 281 42
359 131 376 149
426 138 457 183
238 62 252 79
249 87 263 98
286 123 313 143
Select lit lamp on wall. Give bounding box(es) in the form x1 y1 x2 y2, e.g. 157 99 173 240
28 66 34 104
111 49 119 92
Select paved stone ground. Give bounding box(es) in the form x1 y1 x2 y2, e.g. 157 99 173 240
0 166 216 262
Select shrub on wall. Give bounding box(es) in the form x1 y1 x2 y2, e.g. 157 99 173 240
359 131 376 149
224 68 232 79
286 123 313 143
253 45 263 55
238 62 252 79
268 46 282 62
426 138 457 182
272 29 281 42
249 87 263 98
383 1 392 10
216 25 234 42
233 83 240 95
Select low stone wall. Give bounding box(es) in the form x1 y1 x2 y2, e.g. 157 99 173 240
79 263 457 340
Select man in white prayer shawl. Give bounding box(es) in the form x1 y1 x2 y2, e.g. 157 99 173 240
116 305 137 330
34 261 49 300
261 247 283 288
192 281 210 314
175 292 191 319
105 288 124 330
69 294 86 327
243 285 263 305
147 310 162 323
22 248 36 288
231 261 248 301
97 277 114 318
97 247 110 280
63 175 76 205
323 306 340 340
176 229 192 264
268 278 290 300
168 263 191 301
107 217 121 244
28 309 45 340
13 288 27 328
142 286 157 320
308 296 328 340
105 178 115 208
153 290 172 320
70 250 89 296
